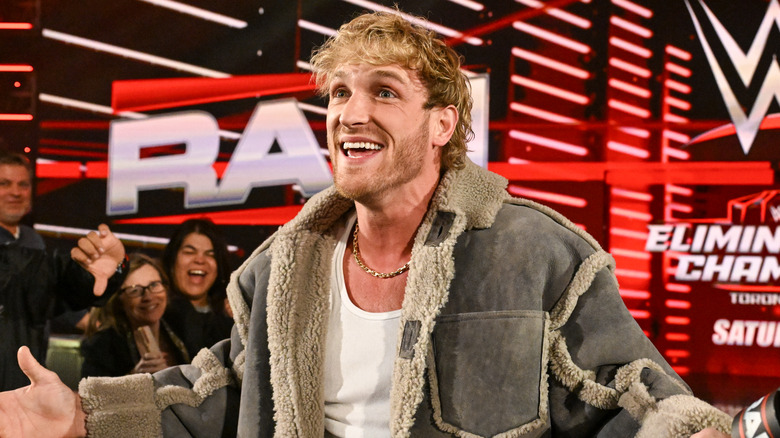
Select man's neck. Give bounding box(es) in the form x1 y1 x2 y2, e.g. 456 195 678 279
353 175 439 262
0 222 19 238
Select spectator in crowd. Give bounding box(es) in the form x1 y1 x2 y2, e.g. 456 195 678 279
0 150 43 249
0 147 128 391
161 218 233 359
81 253 189 378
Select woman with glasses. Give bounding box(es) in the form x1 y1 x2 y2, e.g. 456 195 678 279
80 253 189 377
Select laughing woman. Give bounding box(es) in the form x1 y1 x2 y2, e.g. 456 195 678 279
81 253 189 377
161 218 234 359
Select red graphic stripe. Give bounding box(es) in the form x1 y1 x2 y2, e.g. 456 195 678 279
713 284 780 293
445 0 579 46
112 73 316 113
489 161 773 185
688 113 780 145
737 408 745 438
762 393 774 438
114 205 303 226
38 161 773 185
0 23 33 29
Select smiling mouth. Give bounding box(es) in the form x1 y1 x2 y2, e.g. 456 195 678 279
342 141 383 158
188 270 206 277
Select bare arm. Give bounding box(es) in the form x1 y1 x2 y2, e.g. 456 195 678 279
0 347 86 438
70 224 126 296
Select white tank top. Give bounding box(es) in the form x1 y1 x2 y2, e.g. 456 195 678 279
323 214 401 437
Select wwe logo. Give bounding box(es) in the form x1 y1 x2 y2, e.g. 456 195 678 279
686 0 780 155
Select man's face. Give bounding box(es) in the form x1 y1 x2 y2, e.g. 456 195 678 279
325 63 442 205
0 164 32 229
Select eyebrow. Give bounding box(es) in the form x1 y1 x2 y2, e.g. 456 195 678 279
182 244 214 252
331 68 410 85
373 69 409 84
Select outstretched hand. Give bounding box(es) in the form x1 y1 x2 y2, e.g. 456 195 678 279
0 347 86 438
71 223 126 296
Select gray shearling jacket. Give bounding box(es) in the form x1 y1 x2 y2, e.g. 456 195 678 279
79 160 732 437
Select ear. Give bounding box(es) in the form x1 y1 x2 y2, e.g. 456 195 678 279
430 105 458 148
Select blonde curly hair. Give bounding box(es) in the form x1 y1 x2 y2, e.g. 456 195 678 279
310 11 473 171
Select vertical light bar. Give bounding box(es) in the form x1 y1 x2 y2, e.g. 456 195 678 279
0 64 34 72
610 36 652 58
610 16 653 38
608 99 651 118
510 102 580 124
512 75 590 104
612 0 653 18
512 47 591 79
609 78 651 98
0 23 33 29
609 57 652 77
665 45 692 61
513 21 591 53
509 130 590 156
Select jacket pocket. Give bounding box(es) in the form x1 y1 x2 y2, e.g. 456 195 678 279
429 310 548 438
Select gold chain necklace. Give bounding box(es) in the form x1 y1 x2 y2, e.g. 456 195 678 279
352 222 410 279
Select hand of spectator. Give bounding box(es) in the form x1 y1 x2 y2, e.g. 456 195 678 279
0 347 86 438
691 428 730 438
131 352 168 374
71 223 126 296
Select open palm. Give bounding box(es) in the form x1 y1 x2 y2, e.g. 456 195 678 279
0 347 85 438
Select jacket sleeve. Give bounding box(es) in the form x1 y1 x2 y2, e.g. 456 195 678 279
546 248 732 437
79 336 241 437
80 330 135 378
50 250 125 311
77 246 269 438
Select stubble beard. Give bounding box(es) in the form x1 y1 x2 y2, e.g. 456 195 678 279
332 116 430 204
0 203 30 228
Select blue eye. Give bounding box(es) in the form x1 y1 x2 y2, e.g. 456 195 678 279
379 89 394 98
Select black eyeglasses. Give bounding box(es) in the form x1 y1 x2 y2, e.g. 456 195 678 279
120 280 166 298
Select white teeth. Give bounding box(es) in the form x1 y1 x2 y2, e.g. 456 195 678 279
189 270 206 276
343 142 382 150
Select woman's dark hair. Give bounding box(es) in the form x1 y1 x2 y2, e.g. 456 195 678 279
86 252 168 337
161 218 231 315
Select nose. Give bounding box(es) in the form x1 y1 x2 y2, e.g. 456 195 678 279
9 183 24 196
338 93 371 127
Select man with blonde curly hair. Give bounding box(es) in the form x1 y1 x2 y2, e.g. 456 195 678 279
310 11 473 172
0 10 731 438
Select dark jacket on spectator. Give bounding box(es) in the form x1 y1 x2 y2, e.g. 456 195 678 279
0 224 45 250
81 319 189 378
0 244 118 390
165 295 234 359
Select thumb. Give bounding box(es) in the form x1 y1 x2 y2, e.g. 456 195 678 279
97 223 111 237
92 275 107 296
17 346 56 386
